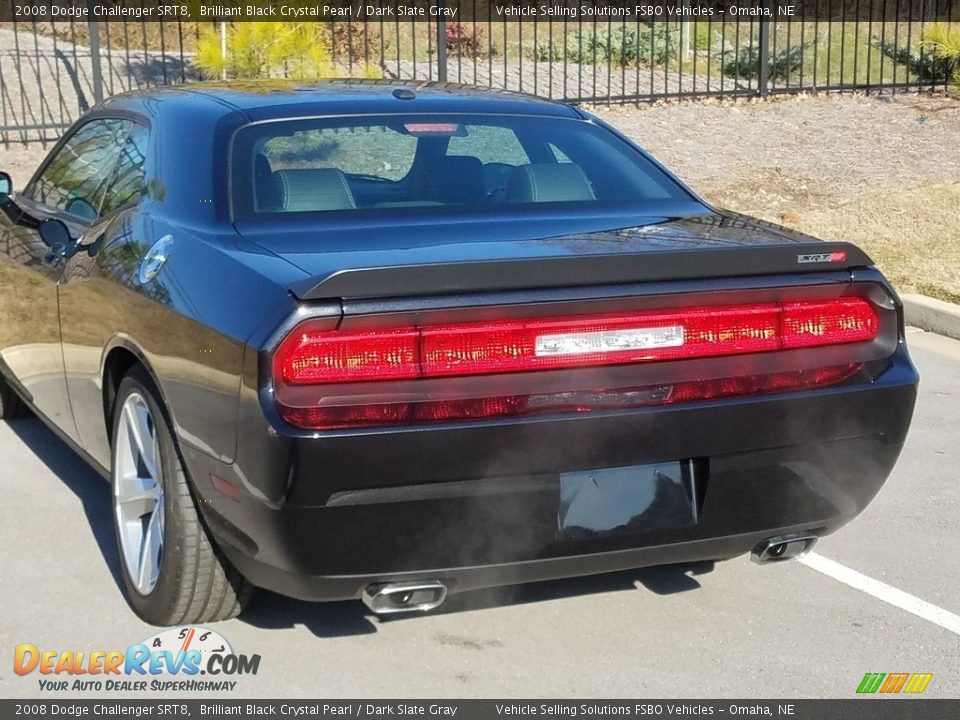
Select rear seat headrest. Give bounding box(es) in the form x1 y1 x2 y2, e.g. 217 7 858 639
254 153 273 181
274 168 357 212
433 155 486 204
254 154 283 212
507 163 596 203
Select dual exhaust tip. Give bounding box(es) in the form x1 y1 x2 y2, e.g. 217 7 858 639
362 535 818 614
362 581 448 615
751 534 818 564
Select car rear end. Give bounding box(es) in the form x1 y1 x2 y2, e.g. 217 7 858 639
211 257 917 608
201 100 918 609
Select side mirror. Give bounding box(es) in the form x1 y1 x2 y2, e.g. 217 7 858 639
39 218 73 252
0 171 11 198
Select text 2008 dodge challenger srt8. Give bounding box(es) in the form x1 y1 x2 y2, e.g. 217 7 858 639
0 81 917 625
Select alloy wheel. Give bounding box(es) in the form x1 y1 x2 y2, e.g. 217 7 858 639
113 392 165 595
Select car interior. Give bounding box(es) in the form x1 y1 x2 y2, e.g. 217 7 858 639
253 157 598 213
248 122 609 214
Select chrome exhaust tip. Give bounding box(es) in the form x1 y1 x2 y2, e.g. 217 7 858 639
362 581 448 615
751 534 818 564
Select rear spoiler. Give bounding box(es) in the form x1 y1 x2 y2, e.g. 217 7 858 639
291 242 872 301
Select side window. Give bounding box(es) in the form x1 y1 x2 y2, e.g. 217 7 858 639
447 126 530 166
28 118 132 220
101 124 149 215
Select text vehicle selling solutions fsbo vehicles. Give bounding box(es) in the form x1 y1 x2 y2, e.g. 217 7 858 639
0 80 918 624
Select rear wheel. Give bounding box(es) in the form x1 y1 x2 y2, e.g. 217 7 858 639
111 367 252 625
0 376 25 419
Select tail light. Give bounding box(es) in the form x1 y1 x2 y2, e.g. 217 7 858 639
277 328 419 385
278 364 865 430
274 298 877 385
271 297 879 428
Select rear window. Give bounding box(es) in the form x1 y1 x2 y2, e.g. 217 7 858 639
232 114 692 217
260 126 417 182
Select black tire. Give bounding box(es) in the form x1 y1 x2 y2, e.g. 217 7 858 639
111 367 252 625
0 376 25 419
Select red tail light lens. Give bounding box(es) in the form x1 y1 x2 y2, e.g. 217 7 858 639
273 297 878 385
276 329 419 385
278 364 864 429
420 303 785 377
781 298 879 348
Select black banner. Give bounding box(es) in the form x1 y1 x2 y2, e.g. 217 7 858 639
2 700 960 719
1 0 959 23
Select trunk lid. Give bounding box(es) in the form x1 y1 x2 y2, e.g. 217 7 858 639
235 210 871 300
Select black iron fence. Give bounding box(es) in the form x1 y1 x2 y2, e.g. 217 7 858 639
1 0 959 143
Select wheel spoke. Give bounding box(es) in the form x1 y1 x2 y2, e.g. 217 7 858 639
117 483 160 519
137 506 163 591
114 391 165 595
124 400 158 480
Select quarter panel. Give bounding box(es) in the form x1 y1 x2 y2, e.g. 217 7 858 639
59 210 298 468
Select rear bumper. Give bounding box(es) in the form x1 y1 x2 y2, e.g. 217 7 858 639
228 528 824 603
195 347 918 602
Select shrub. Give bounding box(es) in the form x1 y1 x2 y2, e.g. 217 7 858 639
531 24 680 67
196 22 331 80
693 23 713 52
596 25 680 66
871 35 956 83
532 38 563 62
923 22 960 87
532 32 593 64
263 132 339 167
328 22 383 66
194 22 379 80
720 43 807 81
908 23 960 88
445 22 485 58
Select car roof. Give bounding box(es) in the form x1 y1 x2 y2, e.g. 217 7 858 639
103 79 582 122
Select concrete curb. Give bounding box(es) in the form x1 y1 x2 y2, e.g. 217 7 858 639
902 294 960 341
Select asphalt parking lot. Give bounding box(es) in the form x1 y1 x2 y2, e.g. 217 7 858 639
1 327 957 699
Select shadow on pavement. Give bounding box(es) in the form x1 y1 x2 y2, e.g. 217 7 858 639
6 416 123 590
9 415 716 638
242 561 716 637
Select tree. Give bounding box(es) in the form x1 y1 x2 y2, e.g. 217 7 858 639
194 22 377 81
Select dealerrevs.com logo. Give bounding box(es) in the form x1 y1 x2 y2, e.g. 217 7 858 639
14 627 260 693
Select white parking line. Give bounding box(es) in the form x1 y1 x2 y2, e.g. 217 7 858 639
798 552 960 637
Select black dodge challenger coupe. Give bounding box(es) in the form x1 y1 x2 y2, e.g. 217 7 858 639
0 80 918 625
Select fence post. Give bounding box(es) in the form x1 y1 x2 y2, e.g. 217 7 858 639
757 14 771 97
436 0 447 81
220 22 228 80
87 13 104 105
679 1 692 60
